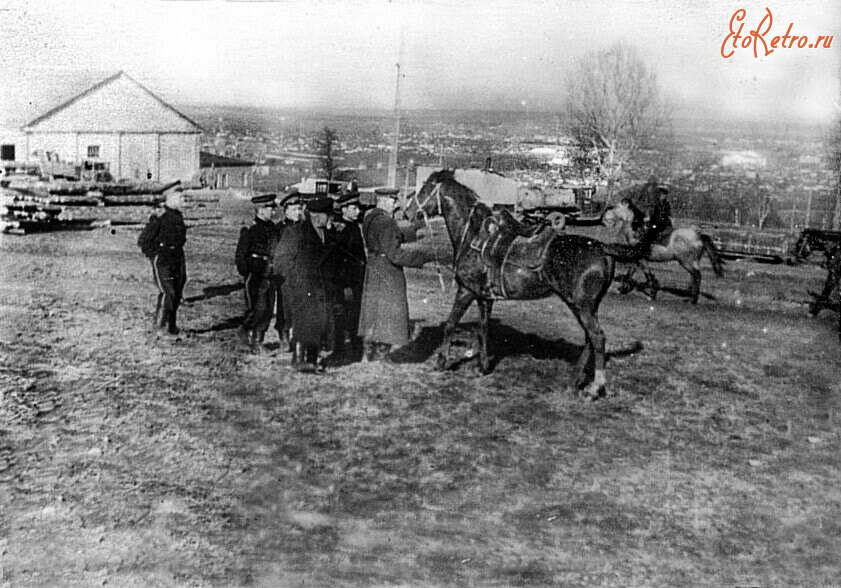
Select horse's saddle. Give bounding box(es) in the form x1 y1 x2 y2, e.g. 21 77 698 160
651 226 674 247
469 212 557 298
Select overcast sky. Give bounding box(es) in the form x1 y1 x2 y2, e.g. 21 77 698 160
1 0 839 126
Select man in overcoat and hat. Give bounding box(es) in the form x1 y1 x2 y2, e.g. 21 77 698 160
277 195 339 372
329 190 367 363
357 188 432 361
137 186 187 339
274 188 303 349
234 192 280 354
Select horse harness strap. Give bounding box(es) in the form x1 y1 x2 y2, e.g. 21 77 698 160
467 215 557 300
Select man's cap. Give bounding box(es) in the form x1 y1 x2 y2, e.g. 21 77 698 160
251 193 277 206
657 186 669 195
306 196 334 213
279 188 302 207
336 192 360 207
375 187 400 198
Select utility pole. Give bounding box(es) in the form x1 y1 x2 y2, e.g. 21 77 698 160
387 62 402 189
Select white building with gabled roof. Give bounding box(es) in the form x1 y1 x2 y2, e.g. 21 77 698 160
16 71 202 183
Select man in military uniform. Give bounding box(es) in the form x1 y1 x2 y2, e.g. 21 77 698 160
234 193 280 354
358 188 432 361
274 188 303 350
277 196 339 373
137 187 188 338
640 179 672 249
329 191 367 364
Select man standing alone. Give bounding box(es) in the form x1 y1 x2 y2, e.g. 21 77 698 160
234 192 280 354
138 187 188 338
358 188 431 361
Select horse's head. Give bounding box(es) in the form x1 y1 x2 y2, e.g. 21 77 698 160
602 200 634 229
414 168 455 221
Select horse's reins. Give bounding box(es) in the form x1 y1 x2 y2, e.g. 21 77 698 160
414 182 447 292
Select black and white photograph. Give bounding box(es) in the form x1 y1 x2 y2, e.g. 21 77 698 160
1 0 839 585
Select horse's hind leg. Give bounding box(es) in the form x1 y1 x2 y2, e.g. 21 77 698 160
678 258 702 304
573 308 608 399
475 298 494 374
438 286 474 370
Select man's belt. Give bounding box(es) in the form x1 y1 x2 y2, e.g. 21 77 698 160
250 254 272 261
158 243 180 250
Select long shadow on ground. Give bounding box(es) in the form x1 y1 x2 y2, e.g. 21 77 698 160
617 276 717 302
185 282 243 304
393 319 640 372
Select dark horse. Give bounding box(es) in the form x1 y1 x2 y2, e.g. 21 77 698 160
808 244 841 340
414 169 618 399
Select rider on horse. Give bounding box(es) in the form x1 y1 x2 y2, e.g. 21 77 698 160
638 176 672 251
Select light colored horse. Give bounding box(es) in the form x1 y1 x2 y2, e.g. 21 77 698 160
602 201 724 304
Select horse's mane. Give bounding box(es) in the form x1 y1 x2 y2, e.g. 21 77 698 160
433 170 490 215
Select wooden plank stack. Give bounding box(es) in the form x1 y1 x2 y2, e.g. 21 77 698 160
1 185 222 235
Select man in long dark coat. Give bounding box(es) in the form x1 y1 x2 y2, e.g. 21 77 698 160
357 188 431 361
234 192 280 354
274 189 303 350
329 191 367 363
277 196 339 372
137 188 188 339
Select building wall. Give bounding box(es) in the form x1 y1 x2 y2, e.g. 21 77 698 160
20 73 201 182
23 131 199 182
201 165 253 189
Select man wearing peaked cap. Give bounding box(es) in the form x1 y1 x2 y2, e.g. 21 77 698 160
251 192 277 206
329 190 366 364
279 188 302 208
358 186 434 361
374 187 400 197
234 191 281 354
138 182 187 340
274 187 303 349
336 192 360 208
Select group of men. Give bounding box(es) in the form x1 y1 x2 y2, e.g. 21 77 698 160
138 184 432 374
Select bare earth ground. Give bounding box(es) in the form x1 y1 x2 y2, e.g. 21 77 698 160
1 202 840 587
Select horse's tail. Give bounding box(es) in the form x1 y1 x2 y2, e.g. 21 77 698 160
602 242 647 263
700 233 725 277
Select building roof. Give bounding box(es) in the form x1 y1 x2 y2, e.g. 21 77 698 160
200 151 255 168
22 71 202 134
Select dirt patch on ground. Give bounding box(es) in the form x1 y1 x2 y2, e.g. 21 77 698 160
1 212 840 586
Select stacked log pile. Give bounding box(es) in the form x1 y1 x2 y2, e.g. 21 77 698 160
1 186 223 235
701 225 796 262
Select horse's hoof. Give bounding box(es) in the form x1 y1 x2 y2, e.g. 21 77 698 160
580 383 605 400
436 353 449 371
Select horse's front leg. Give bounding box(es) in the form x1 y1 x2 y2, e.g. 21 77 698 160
438 286 475 370
475 298 494 375
639 261 659 301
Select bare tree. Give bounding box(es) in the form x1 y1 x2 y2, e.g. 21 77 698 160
317 126 338 181
743 173 774 229
564 42 672 197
